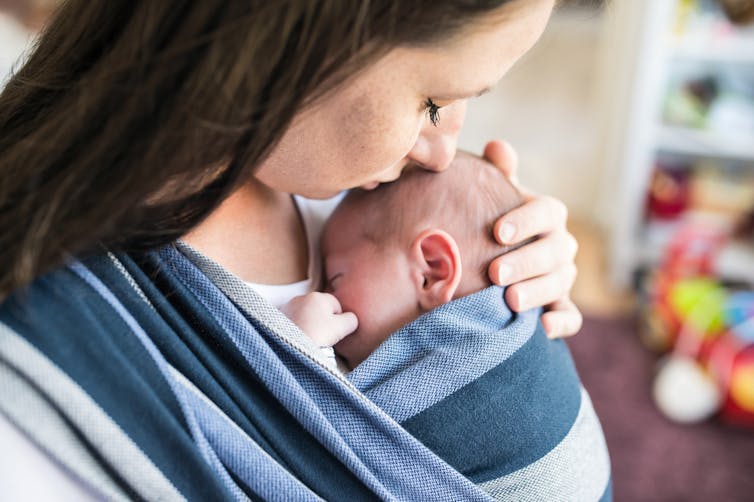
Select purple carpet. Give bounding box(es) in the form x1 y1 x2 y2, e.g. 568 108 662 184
567 316 754 502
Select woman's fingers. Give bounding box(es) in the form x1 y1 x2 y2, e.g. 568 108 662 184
483 140 519 184
489 230 577 286
493 194 569 245
503 263 578 312
541 297 583 339
480 144 581 339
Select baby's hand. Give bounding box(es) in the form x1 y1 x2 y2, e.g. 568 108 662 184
281 292 358 347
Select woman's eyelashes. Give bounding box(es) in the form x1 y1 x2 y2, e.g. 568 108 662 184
424 98 441 126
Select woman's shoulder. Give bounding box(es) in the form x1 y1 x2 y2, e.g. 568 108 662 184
0 250 242 499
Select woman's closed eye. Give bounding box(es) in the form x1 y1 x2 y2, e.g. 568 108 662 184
424 98 442 126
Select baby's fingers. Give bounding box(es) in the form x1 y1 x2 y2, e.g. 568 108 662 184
311 292 343 314
329 312 359 343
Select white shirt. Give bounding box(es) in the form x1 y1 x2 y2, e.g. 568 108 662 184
245 194 342 307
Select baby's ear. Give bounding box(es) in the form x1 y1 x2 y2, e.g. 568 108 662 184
409 229 462 311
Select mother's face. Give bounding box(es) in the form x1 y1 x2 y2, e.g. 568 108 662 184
255 0 554 199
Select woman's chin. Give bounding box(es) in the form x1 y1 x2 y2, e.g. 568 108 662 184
300 188 345 200
360 181 380 190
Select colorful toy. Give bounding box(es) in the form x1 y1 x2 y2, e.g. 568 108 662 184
653 355 722 423
652 292 754 427
726 291 754 342
638 222 728 351
641 221 754 428
729 347 754 419
646 166 691 220
706 331 754 427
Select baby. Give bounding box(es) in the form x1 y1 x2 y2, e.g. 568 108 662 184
283 152 612 501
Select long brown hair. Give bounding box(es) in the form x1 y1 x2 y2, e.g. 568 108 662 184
0 0 510 296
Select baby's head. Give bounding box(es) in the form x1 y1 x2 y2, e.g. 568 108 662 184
321 151 524 368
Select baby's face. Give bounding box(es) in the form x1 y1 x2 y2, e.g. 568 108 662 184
321 207 421 368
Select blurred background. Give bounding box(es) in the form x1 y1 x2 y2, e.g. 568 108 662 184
460 0 754 500
2 0 753 500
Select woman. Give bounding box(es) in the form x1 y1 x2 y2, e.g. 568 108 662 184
0 0 583 499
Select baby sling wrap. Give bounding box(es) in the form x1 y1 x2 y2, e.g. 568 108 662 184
0 245 610 500
350 286 612 501
0 245 490 500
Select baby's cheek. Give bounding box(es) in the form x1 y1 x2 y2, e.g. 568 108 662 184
330 281 364 319
340 285 371 322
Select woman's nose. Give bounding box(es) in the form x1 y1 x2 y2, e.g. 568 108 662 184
407 100 467 172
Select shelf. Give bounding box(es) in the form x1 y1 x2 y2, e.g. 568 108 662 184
667 4 754 66
655 125 754 161
602 0 754 288
669 36 754 65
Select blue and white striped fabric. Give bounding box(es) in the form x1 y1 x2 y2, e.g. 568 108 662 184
350 286 613 501
0 247 610 500
1 248 488 500
157 246 488 500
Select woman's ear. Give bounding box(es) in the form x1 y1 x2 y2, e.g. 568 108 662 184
409 229 462 311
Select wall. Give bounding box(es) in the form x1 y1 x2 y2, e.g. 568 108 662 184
458 7 608 221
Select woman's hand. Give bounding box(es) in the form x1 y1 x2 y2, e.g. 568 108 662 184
483 140 582 339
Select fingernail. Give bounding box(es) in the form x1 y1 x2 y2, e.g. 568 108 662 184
497 264 512 284
516 290 527 310
498 223 516 243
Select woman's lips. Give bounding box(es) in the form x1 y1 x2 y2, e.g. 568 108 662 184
361 174 403 191
361 165 410 190
360 163 411 190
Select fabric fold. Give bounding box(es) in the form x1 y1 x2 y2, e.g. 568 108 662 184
350 286 613 501
1 248 495 500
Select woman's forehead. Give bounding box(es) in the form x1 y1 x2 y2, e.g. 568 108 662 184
374 0 554 98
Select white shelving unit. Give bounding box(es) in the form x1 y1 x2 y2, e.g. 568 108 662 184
597 0 754 288
655 125 754 160
671 40 754 64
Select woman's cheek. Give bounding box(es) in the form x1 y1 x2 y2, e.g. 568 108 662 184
362 103 425 174
400 112 427 159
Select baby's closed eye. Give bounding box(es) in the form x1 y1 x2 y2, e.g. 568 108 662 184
325 273 343 292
